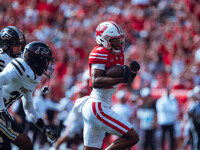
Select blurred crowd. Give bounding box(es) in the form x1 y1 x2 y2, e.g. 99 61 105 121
2 0 200 149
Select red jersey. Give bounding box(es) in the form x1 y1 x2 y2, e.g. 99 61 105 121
88 46 124 88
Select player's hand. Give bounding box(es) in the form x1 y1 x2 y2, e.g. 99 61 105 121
0 109 12 128
126 61 140 84
123 65 132 83
130 61 140 74
43 126 57 144
35 118 57 143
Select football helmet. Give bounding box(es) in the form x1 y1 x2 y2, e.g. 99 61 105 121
23 41 54 77
0 26 26 58
95 21 125 55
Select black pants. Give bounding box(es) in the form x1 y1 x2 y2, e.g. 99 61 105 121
161 124 174 150
143 129 156 150
190 121 200 150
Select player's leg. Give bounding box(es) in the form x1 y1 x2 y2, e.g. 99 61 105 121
53 123 72 150
105 128 139 150
83 123 106 150
92 102 139 150
82 100 111 150
0 110 33 150
0 135 11 150
12 133 33 150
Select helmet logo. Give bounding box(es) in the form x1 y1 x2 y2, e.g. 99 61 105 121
96 25 108 36
1 31 12 40
35 46 49 55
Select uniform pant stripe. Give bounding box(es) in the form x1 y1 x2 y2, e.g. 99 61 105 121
0 122 16 141
97 103 130 131
92 102 127 134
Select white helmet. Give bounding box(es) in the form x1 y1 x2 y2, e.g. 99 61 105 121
95 21 125 55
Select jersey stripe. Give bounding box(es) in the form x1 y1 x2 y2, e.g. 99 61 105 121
90 53 108 56
92 102 129 134
0 59 5 70
11 62 23 75
89 53 108 60
14 59 25 72
89 56 107 60
0 59 5 63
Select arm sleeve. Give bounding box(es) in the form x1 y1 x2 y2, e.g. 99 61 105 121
89 49 108 64
22 92 41 124
91 64 105 70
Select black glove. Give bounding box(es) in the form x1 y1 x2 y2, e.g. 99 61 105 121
0 109 12 128
35 118 57 144
130 61 140 77
123 65 132 83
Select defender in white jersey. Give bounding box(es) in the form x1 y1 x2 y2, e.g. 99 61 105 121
0 26 26 72
73 21 140 150
0 26 26 150
0 41 57 150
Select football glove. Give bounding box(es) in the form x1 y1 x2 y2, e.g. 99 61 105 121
130 61 140 77
123 65 132 83
35 118 57 144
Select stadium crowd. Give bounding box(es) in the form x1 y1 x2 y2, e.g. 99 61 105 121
1 0 200 149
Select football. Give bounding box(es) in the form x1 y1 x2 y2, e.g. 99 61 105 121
104 65 124 78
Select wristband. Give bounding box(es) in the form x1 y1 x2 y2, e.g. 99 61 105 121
35 118 45 132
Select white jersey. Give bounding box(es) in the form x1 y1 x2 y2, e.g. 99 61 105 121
2 58 41 109
0 52 23 72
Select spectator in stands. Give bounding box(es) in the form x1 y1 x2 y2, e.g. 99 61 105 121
187 85 200 150
156 86 179 150
137 87 157 150
56 93 74 137
111 90 133 122
2 0 200 149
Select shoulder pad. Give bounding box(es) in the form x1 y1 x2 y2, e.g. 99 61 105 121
0 59 5 72
0 48 4 54
10 58 25 76
89 46 109 64
0 53 7 72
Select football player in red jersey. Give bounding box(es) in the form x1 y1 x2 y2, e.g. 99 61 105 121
73 21 139 150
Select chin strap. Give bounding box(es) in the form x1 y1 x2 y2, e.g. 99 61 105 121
41 86 49 94
41 76 50 94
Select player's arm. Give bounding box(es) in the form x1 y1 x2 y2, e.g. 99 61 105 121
91 64 130 88
22 93 57 143
22 92 40 123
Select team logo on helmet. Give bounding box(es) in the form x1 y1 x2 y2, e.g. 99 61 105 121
35 46 49 55
1 31 12 40
96 25 108 36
